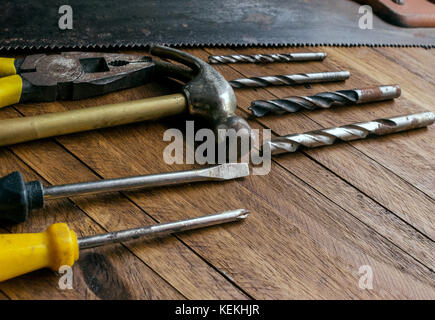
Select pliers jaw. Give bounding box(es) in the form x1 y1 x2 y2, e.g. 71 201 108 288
17 52 155 102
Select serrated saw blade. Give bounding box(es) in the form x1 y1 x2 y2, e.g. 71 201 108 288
1 0 434 52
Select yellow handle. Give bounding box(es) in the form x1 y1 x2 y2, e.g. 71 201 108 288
0 223 79 282
0 57 17 77
0 93 187 147
0 75 22 108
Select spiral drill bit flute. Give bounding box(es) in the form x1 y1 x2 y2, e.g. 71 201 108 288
265 112 434 155
208 52 327 64
229 71 350 88
250 85 402 117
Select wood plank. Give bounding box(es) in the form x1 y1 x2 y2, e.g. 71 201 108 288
0 148 184 300
0 290 10 300
0 151 93 300
373 47 435 86
204 46 435 198
309 47 435 199
202 47 435 239
3 94 248 300
2 97 374 299
9 142 248 300
1 47 433 299
274 152 435 270
12 94 434 298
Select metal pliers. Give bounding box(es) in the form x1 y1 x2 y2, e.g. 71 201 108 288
0 52 155 108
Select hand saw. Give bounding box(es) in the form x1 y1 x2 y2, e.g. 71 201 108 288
0 0 433 51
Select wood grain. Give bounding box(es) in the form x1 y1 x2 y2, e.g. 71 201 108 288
0 47 433 299
0 290 10 300
6 91 249 300
201 47 435 237
0 149 184 300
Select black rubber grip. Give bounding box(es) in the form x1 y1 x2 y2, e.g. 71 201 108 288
0 171 44 223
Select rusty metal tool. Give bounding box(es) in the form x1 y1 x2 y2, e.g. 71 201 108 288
2 1 435 49
0 52 155 109
249 85 401 117
0 163 249 223
229 71 350 88
0 45 253 148
0 209 249 282
208 52 327 64
265 112 434 155
354 0 435 27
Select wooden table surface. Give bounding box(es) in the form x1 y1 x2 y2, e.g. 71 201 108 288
0 47 433 300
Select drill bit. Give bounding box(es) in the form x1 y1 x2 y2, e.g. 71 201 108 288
249 85 401 117
208 52 327 64
265 112 434 155
229 71 350 88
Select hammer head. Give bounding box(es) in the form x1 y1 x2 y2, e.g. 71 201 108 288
150 45 253 150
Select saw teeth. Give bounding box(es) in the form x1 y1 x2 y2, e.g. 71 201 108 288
0 42 433 52
109 60 129 67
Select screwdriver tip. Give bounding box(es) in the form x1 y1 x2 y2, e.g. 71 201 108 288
213 208 250 222
235 208 250 220
203 163 250 180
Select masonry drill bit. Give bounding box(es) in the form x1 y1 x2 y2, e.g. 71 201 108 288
249 85 401 117
0 163 250 223
0 209 250 281
229 71 350 88
208 52 327 64
264 112 434 155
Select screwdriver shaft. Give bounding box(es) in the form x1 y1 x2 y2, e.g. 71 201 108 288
249 85 401 117
43 163 249 199
229 71 350 88
77 209 249 249
209 52 327 64
266 112 434 155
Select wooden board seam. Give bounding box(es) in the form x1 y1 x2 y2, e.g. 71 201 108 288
5 138 249 299
201 47 434 235
272 158 435 273
372 47 435 87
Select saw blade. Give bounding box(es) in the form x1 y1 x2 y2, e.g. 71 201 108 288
1 0 434 51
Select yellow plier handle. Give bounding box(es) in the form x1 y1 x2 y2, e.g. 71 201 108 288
0 58 23 108
0 57 18 76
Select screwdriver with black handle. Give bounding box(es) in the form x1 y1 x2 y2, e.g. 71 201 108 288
0 163 249 223
0 209 249 282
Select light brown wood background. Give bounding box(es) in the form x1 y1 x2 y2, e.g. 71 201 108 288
0 47 434 299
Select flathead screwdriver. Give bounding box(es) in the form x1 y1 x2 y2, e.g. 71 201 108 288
0 163 249 223
0 209 249 282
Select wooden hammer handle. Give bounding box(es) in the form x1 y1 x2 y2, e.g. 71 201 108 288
0 94 187 147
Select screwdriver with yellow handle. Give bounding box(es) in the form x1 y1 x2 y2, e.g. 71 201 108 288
0 209 249 282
